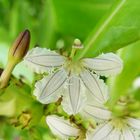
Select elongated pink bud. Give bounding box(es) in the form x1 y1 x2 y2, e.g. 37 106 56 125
9 29 30 61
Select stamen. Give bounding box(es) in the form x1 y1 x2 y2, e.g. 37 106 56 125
72 39 83 49
70 39 83 59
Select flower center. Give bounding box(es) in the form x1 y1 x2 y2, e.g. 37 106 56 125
64 58 84 75
63 39 84 75
111 117 127 130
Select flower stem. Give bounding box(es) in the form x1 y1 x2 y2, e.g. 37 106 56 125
70 48 77 59
71 39 83 60
0 60 16 89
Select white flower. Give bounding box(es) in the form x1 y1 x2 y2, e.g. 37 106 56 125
46 115 80 139
83 98 140 140
23 40 123 114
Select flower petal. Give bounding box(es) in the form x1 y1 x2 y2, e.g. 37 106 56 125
91 122 113 140
46 115 80 139
80 69 109 104
83 103 111 120
86 131 94 140
86 127 121 140
62 75 86 115
83 53 123 77
24 47 65 73
127 118 140 129
131 127 140 140
106 129 121 140
122 127 135 140
34 69 67 104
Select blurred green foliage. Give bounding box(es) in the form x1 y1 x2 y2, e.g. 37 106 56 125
0 0 114 49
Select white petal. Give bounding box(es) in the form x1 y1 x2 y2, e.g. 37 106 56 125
24 47 65 73
131 128 140 140
106 129 121 140
127 118 140 129
80 70 109 104
86 124 123 140
86 128 121 140
34 69 67 104
86 131 94 140
122 127 135 140
91 122 113 140
83 103 111 120
46 115 80 139
83 53 123 77
62 75 86 115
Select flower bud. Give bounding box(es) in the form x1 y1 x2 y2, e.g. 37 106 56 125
0 29 30 89
9 29 30 62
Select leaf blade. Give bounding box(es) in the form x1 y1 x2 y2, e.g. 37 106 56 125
75 0 140 59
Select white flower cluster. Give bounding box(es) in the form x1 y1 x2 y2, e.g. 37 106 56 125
23 39 140 140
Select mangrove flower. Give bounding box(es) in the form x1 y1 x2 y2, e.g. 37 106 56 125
0 29 30 89
82 94 140 140
24 39 123 114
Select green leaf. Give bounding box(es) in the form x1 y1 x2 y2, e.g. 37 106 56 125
75 0 140 59
109 41 140 104
44 0 115 49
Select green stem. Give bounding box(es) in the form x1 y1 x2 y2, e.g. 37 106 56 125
70 48 77 59
0 60 16 89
